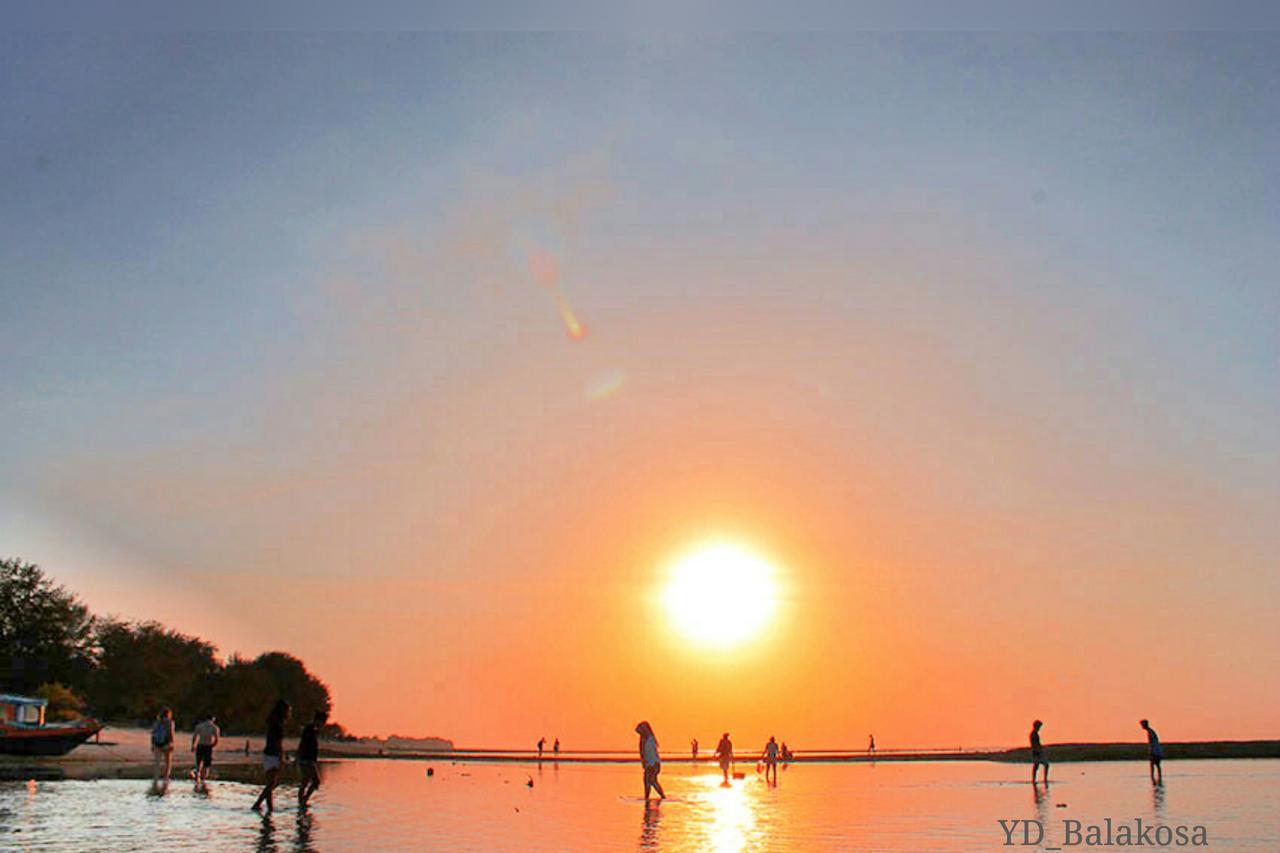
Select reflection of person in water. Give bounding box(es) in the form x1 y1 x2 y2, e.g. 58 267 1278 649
715 732 734 785
640 795 662 849
635 721 666 801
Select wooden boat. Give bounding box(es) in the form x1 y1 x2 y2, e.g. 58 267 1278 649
0 694 102 756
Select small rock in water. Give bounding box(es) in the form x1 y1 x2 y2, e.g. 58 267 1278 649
526 776 534 787
426 767 434 777
1056 803 1068 808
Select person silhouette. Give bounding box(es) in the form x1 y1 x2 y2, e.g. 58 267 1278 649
251 700 290 813
553 738 560 760
1030 720 1049 784
715 732 734 786
761 736 780 784
1140 719 1163 784
635 721 665 801
691 738 699 761
537 737 545 760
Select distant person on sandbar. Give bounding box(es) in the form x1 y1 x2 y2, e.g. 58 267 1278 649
537 736 545 759
191 713 220 787
691 738 699 761
1030 720 1049 783
298 709 326 808
1140 719 1163 784
150 707 176 786
553 737 560 759
761 736 780 784
781 742 792 763
251 699 290 813
715 732 734 786
635 721 665 801
868 734 875 755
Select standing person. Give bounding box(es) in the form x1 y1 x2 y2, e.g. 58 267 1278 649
190 714 220 786
691 738 699 761
715 732 734 786
868 734 876 755
298 710 326 808
150 708 176 786
1140 719 1163 784
761 736 780 784
553 737 560 760
251 700 290 813
634 721 665 801
537 737 545 760
1030 720 1049 784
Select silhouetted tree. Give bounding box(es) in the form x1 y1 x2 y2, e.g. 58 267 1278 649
209 654 278 733
0 558 95 692
86 619 219 723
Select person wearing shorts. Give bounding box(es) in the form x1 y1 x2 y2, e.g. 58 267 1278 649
191 714 220 786
762 736 780 785
252 700 290 813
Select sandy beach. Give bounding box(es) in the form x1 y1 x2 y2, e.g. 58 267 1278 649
0 727 405 782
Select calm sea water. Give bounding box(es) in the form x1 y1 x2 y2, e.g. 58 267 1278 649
2 758 1276 850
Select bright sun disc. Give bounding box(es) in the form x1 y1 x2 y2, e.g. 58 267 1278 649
662 544 779 649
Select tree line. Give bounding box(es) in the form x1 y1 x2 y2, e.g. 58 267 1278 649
1 557 345 737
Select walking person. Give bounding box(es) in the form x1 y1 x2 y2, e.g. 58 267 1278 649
190 713 220 787
868 734 875 755
761 736 780 784
537 737 545 760
1140 719 1164 784
251 700 290 813
150 707 176 787
635 721 665 801
1030 720 1049 784
298 709 326 808
553 737 560 760
691 738 699 761
715 732 734 786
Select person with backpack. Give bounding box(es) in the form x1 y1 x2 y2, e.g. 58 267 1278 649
150 707 176 786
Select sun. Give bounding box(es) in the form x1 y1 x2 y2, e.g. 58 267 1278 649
662 543 780 649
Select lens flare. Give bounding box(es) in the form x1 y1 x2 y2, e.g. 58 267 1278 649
528 246 586 341
586 369 626 401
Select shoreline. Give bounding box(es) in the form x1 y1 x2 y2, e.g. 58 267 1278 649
5 728 1277 781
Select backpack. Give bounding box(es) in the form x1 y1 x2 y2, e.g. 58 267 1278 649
151 719 172 748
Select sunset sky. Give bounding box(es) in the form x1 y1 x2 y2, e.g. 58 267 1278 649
3 33 1277 749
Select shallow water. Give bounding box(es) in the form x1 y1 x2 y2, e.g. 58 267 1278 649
2 759 1276 850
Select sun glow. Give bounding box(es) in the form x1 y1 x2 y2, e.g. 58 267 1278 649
662 543 780 649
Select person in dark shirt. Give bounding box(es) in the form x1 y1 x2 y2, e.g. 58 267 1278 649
1030 720 1049 784
251 700 290 813
1140 719 1164 784
298 709 327 808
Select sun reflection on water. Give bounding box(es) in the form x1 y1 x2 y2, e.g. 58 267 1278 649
689 772 764 852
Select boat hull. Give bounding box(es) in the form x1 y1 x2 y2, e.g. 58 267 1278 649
0 722 102 756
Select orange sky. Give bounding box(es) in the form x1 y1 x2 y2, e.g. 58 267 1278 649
5 35 1278 751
